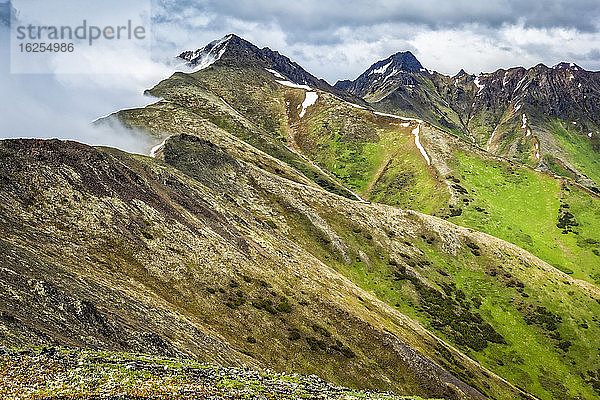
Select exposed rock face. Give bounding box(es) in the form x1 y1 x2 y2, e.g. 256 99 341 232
179 34 365 104
335 51 425 98
464 63 600 124
335 51 600 190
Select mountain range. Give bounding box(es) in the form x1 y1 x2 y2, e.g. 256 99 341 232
1 33 600 400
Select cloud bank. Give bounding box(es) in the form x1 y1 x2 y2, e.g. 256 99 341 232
0 1 178 154
1 0 600 153
151 0 600 80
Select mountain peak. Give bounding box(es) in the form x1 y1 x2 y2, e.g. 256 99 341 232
367 51 425 75
178 34 364 104
333 50 425 96
553 61 585 71
178 34 235 69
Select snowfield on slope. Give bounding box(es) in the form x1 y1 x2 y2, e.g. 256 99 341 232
150 136 170 157
412 124 431 165
299 92 318 118
265 68 312 90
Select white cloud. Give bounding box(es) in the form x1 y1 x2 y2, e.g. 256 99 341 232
2 0 600 154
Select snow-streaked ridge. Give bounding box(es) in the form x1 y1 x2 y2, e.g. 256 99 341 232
370 61 392 75
412 124 431 166
150 136 170 158
299 92 318 118
186 34 232 72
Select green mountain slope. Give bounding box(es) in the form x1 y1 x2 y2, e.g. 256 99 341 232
5 35 598 399
114 39 600 288
2 128 600 399
336 57 600 194
0 137 522 400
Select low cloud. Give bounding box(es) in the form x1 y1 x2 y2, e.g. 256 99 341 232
0 1 177 154
2 0 600 155
150 1 600 81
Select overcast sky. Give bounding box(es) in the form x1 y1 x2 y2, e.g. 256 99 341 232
151 0 600 81
1 0 600 150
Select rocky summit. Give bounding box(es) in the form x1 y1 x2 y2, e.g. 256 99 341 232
338 52 600 193
1 33 600 400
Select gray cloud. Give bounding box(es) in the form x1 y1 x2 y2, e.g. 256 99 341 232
150 0 600 81
155 0 600 43
578 48 600 61
2 0 600 153
0 3 165 154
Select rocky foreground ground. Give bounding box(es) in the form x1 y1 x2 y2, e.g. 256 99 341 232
0 347 431 399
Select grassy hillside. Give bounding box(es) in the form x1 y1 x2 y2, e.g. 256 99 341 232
0 138 528 400
3 135 600 399
448 152 600 281
87 61 600 399
546 118 600 188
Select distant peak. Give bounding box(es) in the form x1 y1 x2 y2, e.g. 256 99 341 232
390 51 424 72
366 51 424 76
553 62 584 71
455 69 467 77
178 34 234 70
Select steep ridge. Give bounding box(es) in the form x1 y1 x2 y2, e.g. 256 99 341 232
75 35 600 399
0 137 532 400
180 34 366 105
336 55 600 193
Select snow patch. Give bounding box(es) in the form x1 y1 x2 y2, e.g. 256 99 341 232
514 103 522 112
344 101 366 109
373 111 423 123
514 76 528 92
275 80 312 90
299 92 318 118
474 77 485 94
150 136 169 158
521 113 528 129
370 61 392 75
487 126 498 151
382 68 399 83
266 68 312 90
412 124 431 166
265 68 285 79
588 132 593 138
